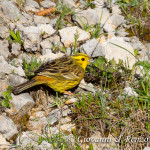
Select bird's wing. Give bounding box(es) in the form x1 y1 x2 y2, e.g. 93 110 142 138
34 56 83 81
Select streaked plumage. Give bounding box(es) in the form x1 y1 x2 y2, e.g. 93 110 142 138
12 53 90 94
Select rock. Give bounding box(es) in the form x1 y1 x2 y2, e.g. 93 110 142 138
60 116 71 124
95 8 110 24
0 1 26 22
116 28 129 37
38 141 52 149
80 38 105 57
39 52 64 62
16 131 39 148
60 123 76 132
0 25 10 39
73 9 99 27
42 48 52 55
143 147 150 150
8 74 27 87
22 12 33 22
11 43 21 56
47 109 60 125
0 115 18 140
79 79 96 93
30 111 46 119
106 37 135 68
40 39 52 49
11 65 25 77
23 26 41 52
27 117 48 131
122 87 138 97
49 17 58 26
26 0 40 8
45 126 59 135
6 93 35 122
110 14 124 28
65 98 78 104
0 79 8 97
103 24 115 33
0 56 12 74
0 40 11 60
40 0 56 8
0 134 11 149
34 16 51 25
59 26 90 47
112 5 121 14
63 0 78 8
62 105 71 117
38 24 56 38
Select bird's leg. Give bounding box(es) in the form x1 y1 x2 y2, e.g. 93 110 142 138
63 91 74 96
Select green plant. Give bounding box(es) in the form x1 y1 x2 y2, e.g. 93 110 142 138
1 86 12 108
7 30 23 45
22 56 42 77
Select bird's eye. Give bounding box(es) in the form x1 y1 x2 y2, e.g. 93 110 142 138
81 58 85 61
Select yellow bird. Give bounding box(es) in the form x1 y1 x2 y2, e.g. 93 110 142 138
12 53 90 95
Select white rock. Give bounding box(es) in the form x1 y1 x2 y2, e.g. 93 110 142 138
0 26 10 39
38 24 56 38
103 23 115 33
34 16 51 25
62 105 71 117
39 52 64 62
112 5 121 14
65 98 78 104
0 40 10 60
60 123 76 132
40 39 52 49
0 56 12 74
73 9 99 27
106 37 135 68
80 38 105 57
60 116 71 124
63 0 78 8
26 0 39 8
11 66 25 77
30 111 46 119
11 43 21 56
143 147 150 150
110 14 124 28
40 0 56 8
27 117 48 131
0 79 8 97
7 93 35 116
59 26 90 47
0 134 11 149
0 1 26 22
42 48 52 55
38 141 52 149
0 115 18 140
122 87 138 97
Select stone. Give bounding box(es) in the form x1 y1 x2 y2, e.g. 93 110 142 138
65 98 78 105
0 1 26 22
11 65 25 77
26 0 40 8
106 37 135 69
73 9 99 27
40 0 56 8
8 74 27 87
0 40 10 60
0 56 12 74
0 115 18 140
40 39 52 49
60 116 71 124
110 14 124 28
42 49 52 55
30 111 46 119
27 117 48 131
62 106 71 117
59 26 90 47
38 141 52 149
122 87 138 97
143 147 150 150
103 23 115 33
38 24 56 38
79 79 96 93
63 0 78 8
34 16 51 25
47 108 60 125
60 123 76 132
112 5 121 14
6 93 35 122
0 25 10 39
80 38 105 57
23 26 41 52
0 79 8 97
0 134 11 149
11 43 21 56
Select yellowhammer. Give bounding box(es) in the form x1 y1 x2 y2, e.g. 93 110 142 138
12 53 90 95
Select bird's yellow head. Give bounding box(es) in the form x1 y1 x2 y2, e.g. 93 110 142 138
71 53 90 70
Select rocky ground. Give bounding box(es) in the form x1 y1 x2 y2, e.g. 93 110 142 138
0 0 149 149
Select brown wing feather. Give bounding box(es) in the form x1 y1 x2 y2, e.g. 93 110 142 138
33 56 84 81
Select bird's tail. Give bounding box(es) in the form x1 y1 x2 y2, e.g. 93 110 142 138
12 79 39 95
